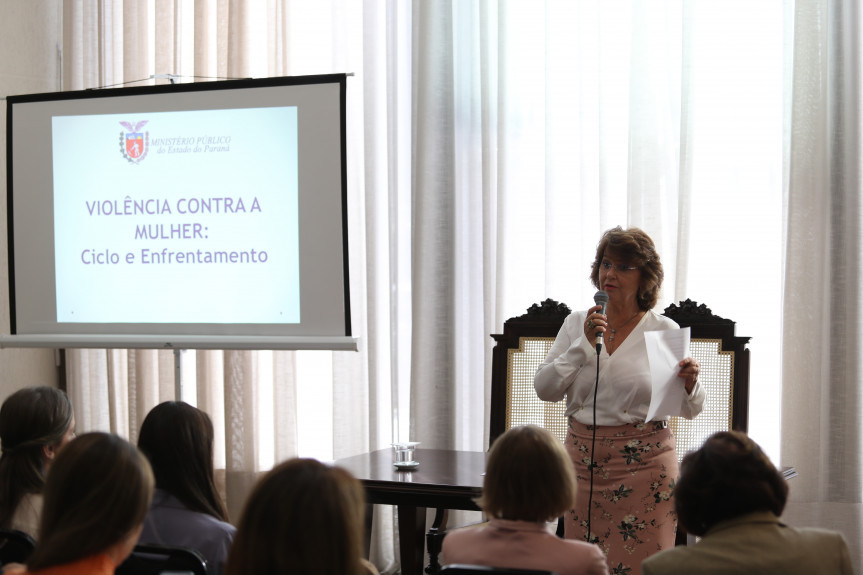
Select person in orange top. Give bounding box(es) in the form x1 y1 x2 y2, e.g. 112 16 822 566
6 432 154 575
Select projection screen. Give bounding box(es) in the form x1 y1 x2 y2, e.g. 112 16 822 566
4 74 355 350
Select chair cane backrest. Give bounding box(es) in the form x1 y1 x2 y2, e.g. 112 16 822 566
489 299 750 462
662 299 750 458
489 299 571 446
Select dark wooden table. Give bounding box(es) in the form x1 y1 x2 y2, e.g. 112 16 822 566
335 448 486 575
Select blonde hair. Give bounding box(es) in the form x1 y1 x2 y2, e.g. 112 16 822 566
478 425 576 522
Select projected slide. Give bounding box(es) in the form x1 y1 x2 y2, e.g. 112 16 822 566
51 107 300 324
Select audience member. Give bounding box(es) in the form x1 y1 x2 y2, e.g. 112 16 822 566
0 387 75 538
225 457 379 575
136 401 235 575
642 431 853 575
442 425 609 575
6 432 154 575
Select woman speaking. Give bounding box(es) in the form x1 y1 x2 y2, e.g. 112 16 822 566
534 226 704 575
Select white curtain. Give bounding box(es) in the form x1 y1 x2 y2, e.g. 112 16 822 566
782 0 863 571
59 1 861 573
409 0 692 452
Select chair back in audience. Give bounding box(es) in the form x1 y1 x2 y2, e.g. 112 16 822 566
441 564 558 575
490 298 750 459
115 543 207 575
0 529 35 566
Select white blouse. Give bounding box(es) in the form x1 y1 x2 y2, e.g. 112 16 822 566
534 309 705 426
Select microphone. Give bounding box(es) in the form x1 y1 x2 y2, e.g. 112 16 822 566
593 290 609 354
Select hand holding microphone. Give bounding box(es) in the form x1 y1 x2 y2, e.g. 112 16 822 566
586 290 609 354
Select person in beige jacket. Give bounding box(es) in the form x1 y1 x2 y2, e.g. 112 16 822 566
642 431 853 575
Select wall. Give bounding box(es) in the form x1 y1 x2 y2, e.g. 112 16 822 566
0 0 63 401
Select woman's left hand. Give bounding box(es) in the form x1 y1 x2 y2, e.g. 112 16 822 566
678 357 700 395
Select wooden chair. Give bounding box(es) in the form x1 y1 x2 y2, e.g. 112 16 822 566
115 543 208 575
489 298 750 547
0 528 35 566
490 297 750 453
441 565 558 575
429 298 750 572
489 299 573 447
662 298 750 444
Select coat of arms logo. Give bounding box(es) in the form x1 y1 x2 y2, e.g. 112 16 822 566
119 121 149 163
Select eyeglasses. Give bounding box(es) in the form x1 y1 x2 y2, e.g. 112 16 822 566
601 260 639 272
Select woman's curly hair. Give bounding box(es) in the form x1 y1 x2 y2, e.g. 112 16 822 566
590 226 664 310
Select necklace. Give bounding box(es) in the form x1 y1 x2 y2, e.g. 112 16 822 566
608 311 642 342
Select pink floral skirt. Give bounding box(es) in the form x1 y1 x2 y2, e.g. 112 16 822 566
565 418 678 575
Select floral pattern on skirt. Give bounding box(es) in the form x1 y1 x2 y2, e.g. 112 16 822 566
565 418 678 575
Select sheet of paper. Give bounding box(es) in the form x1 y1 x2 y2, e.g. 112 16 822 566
644 327 691 421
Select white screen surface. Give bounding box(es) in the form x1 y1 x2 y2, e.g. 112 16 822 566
6 75 354 350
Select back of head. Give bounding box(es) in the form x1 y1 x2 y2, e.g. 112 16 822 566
479 425 576 523
675 431 788 536
225 458 366 575
28 432 154 570
138 401 228 522
0 387 73 527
